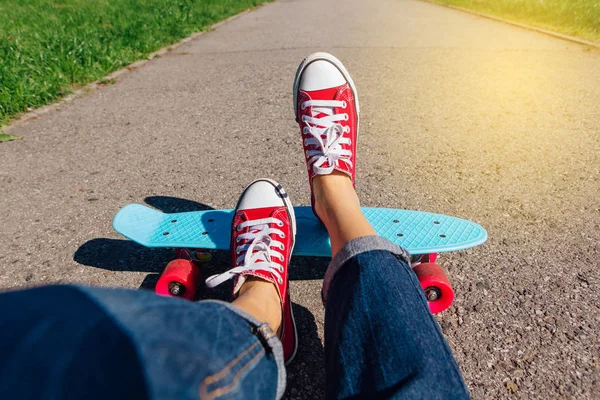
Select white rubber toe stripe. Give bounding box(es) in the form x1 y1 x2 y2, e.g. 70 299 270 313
293 52 360 120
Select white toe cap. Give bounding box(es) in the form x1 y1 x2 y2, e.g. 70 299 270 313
299 60 346 91
238 180 285 210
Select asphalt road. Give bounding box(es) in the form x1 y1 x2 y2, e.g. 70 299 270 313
1 0 599 398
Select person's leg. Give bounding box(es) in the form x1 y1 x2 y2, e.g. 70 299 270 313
315 174 470 399
0 284 285 400
294 52 469 399
205 179 298 364
312 172 375 256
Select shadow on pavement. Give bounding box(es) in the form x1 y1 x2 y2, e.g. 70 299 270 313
139 273 160 291
144 195 213 213
284 302 326 399
290 256 328 281
74 238 172 273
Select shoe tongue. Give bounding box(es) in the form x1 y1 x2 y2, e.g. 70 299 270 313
307 87 338 100
241 207 276 220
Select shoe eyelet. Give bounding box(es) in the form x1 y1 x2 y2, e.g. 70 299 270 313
303 127 309 134
342 101 347 109
302 116 307 122
278 278 283 284
301 102 307 110
277 221 284 227
279 233 285 238
236 237 241 242
344 113 349 121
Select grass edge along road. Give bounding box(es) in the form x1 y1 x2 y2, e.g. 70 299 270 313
0 0 272 135
429 0 600 43
0 134 21 142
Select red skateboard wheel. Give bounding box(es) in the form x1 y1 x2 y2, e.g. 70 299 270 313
412 262 454 314
155 259 200 300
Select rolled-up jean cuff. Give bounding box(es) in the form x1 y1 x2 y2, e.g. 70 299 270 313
202 300 286 400
321 235 411 305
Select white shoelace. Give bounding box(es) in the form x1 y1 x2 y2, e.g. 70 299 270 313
301 99 352 175
205 217 286 288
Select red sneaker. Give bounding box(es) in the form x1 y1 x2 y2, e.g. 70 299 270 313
206 179 298 364
293 53 359 210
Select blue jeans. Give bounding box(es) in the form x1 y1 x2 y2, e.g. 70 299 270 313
0 237 469 399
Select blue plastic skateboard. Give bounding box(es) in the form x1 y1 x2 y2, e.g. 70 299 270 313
113 204 486 256
113 204 486 313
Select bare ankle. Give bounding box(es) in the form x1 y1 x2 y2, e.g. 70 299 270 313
312 170 353 191
235 278 283 334
313 172 358 221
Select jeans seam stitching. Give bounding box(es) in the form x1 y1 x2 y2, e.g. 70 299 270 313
201 347 265 400
198 341 260 397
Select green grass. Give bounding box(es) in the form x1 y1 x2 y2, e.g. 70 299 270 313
430 0 600 43
0 0 270 127
0 133 21 142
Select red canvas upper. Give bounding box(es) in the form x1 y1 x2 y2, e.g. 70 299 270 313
296 82 358 212
229 206 297 363
230 206 293 301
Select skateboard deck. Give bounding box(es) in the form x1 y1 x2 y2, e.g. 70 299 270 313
113 204 487 256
